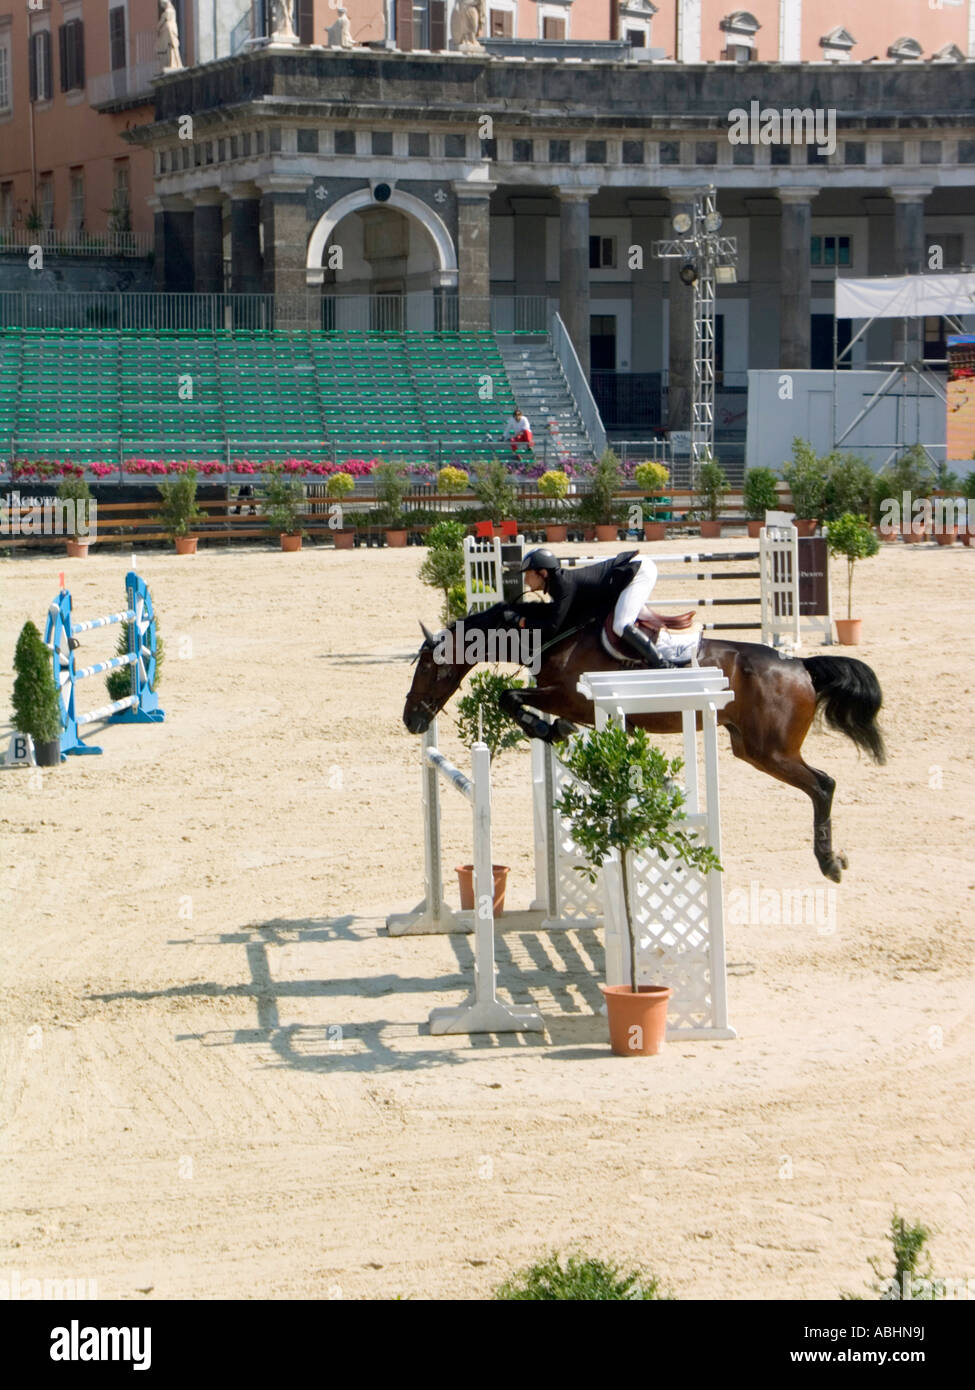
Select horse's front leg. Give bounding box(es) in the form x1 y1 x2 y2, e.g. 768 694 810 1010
498 686 578 743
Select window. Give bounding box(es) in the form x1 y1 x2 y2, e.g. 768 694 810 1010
658 141 680 165
409 132 430 157
771 144 791 166
0 31 11 114
549 139 570 163
887 36 922 62
720 10 759 60
733 143 754 165
590 315 616 370
810 235 851 268
542 17 566 39
59 19 85 92
585 140 606 163
920 141 941 165
882 143 903 166
113 161 130 213
69 168 84 232
38 174 54 229
844 142 865 166
297 129 318 153
958 141 975 163
109 6 127 71
29 31 53 102
626 29 645 47
371 131 392 155
811 316 852 370
696 141 717 164
512 139 533 163
489 9 513 37
923 317 946 359
0 182 13 228
334 130 355 155
622 140 643 165
724 43 751 61
589 236 616 269
820 26 855 62
297 0 314 44
444 133 466 157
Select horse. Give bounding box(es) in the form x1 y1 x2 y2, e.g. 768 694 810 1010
401 603 886 883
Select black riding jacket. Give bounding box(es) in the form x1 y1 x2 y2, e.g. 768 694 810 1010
513 551 641 639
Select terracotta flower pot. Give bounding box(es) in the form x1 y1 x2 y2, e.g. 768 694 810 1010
601 984 673 1057
280 533 302 552
332 529 355 549
582 526 597 542
835 617 862 646
456 864 510 915
174 537 198 555
545 524 568 543
792 519 818 537
65 540 89 558
699 520 722 539
960 527 973 547
746 520 764 539
877 526 899 543
901 526 923 544
595 524 619 542
934 528 957 546
385 529 407 548
643 521 666 541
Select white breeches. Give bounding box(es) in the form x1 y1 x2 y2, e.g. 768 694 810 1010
612 557 657 636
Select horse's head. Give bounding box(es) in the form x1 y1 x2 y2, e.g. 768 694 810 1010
402 619 473 734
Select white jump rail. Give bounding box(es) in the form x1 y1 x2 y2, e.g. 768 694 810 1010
577 667 738 1041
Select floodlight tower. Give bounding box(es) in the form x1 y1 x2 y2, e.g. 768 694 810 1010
652 187 739 485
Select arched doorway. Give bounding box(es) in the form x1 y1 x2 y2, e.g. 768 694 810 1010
306 188 458 331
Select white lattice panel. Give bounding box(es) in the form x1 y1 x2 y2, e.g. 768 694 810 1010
551 747 604 924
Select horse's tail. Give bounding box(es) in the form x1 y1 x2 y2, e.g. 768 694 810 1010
802 655 887 765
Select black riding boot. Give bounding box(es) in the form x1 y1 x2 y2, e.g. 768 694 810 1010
621 624 676 669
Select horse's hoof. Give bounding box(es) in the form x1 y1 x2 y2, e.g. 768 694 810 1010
837 852 849 870
824 858 844 883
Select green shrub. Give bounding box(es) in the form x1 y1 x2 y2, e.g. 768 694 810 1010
823 453 877 523
473 459 517 523
696 455 729 521
419 519 466 624
579 449 624 526
783 438 829 521
263 474 306 537
456 670 529 761
742 466 779 519
825 512 879 620
494 1252 670 1301
105 619 164 703
12 621 62 743
153 469 205 540
538 470 570 499
844 1212 946 1301
373 459 410 528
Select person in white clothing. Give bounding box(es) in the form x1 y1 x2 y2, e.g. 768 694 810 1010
503 407 533 454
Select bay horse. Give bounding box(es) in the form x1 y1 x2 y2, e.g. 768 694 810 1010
402 603 886 882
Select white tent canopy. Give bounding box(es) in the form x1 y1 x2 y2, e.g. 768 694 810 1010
835 273 975 320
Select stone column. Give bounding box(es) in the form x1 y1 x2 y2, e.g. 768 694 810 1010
455 182 494 331
777 188 818 370
558 188 595 377
864 194 895 364
744 196 782 370
259 178 314 328
230 187 264 295
193 189 225 294
890 187 932 364
627 197 668 374
664 189 701 432
152 195 194 293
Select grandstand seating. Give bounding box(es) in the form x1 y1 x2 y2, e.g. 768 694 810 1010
0 327 577 469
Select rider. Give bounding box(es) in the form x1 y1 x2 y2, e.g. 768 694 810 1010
506 548 675 669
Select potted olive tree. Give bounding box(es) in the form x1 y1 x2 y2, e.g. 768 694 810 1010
12 620 63 766
538 469 571 542
782 438 828 536
555 723 721 1056
154 468 206 554
419 519 467 625
742 466 779 539
57 475 93 557
825 512 880 646
325 470 356 548
579 449 624 542
634 461 670 541
822 452 876 528
696 455 729 538
453 670 530 913
374 459 410 546
264 473 306 551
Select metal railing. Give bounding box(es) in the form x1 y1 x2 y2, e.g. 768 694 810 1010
0 292 550 333
88 33 158 108
0 228 152 259
549 312 607 457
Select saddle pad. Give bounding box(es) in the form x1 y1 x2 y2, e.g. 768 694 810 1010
600 615 702 667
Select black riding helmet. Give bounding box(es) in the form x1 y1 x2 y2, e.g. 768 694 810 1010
520 548 561 573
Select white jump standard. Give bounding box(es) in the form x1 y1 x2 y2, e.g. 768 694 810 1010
577 667 737 1041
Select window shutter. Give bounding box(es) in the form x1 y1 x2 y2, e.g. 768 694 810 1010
29 35 37 102
297 0 314 44
59 25 68 91
429 1 446 51
110 7 126 71
43 31 53 99
396 0 413 52
543 17 565 40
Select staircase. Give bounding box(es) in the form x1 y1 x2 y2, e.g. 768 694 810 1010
499 339 597 466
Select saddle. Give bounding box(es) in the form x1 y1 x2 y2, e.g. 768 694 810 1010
600 606 699 666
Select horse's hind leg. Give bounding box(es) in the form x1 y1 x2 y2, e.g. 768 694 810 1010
727 726 847 883
498 686 578 743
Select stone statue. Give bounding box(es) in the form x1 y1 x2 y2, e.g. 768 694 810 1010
271 0 297 40
156 0 183 71
450 0 485 53
327 6 356 49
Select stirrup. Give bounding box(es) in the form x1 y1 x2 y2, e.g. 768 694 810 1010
621 624 675 669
